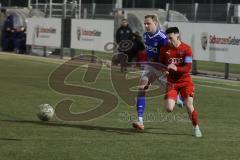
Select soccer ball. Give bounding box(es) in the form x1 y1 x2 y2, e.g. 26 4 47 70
37 104 55 121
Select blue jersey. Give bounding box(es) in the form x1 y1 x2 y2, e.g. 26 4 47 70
143 30 168 62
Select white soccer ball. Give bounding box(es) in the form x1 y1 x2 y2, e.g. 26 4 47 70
37 104 55 121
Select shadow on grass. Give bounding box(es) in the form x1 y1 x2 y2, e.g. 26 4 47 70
0 138 22 141
0 119 193 137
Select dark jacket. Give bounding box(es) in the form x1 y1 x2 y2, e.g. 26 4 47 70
116 25 133 44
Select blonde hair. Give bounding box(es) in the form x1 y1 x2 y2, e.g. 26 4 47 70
145 14 159 22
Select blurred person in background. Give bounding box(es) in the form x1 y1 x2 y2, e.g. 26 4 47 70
114 18 133 71
1 14 14 52
115 18 133 62
13 26 26 54
131 31 146 63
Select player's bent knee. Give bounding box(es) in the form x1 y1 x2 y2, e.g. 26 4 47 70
165 99 175 112
184 97 193 107
138 81 149 90
165 105 174 112
166 107 174 112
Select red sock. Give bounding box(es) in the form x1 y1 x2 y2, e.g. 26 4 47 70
191 109 198 127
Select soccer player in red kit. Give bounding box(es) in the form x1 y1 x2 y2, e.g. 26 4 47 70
159 27 202 137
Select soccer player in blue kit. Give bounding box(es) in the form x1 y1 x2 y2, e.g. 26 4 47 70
132 14 168 130
132 15 184 131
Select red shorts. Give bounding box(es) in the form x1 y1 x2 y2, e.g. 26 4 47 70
165 80 194 100
138 50 147 62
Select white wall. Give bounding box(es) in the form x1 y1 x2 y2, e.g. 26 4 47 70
168 22 240 64
71 19 114 52
26 18 62 47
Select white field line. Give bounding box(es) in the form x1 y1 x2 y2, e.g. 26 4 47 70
1 52 240 90
194 79 240 87
0 52 68 64
192 75 240 85
196 84 240 92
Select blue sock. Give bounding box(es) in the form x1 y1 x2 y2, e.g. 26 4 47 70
177 94 185 107
137 96 146 117
137 90 146 118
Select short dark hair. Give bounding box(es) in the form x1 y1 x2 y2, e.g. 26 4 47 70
166 27 179 34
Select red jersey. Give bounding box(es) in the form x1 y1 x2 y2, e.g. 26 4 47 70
159 42 193 83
